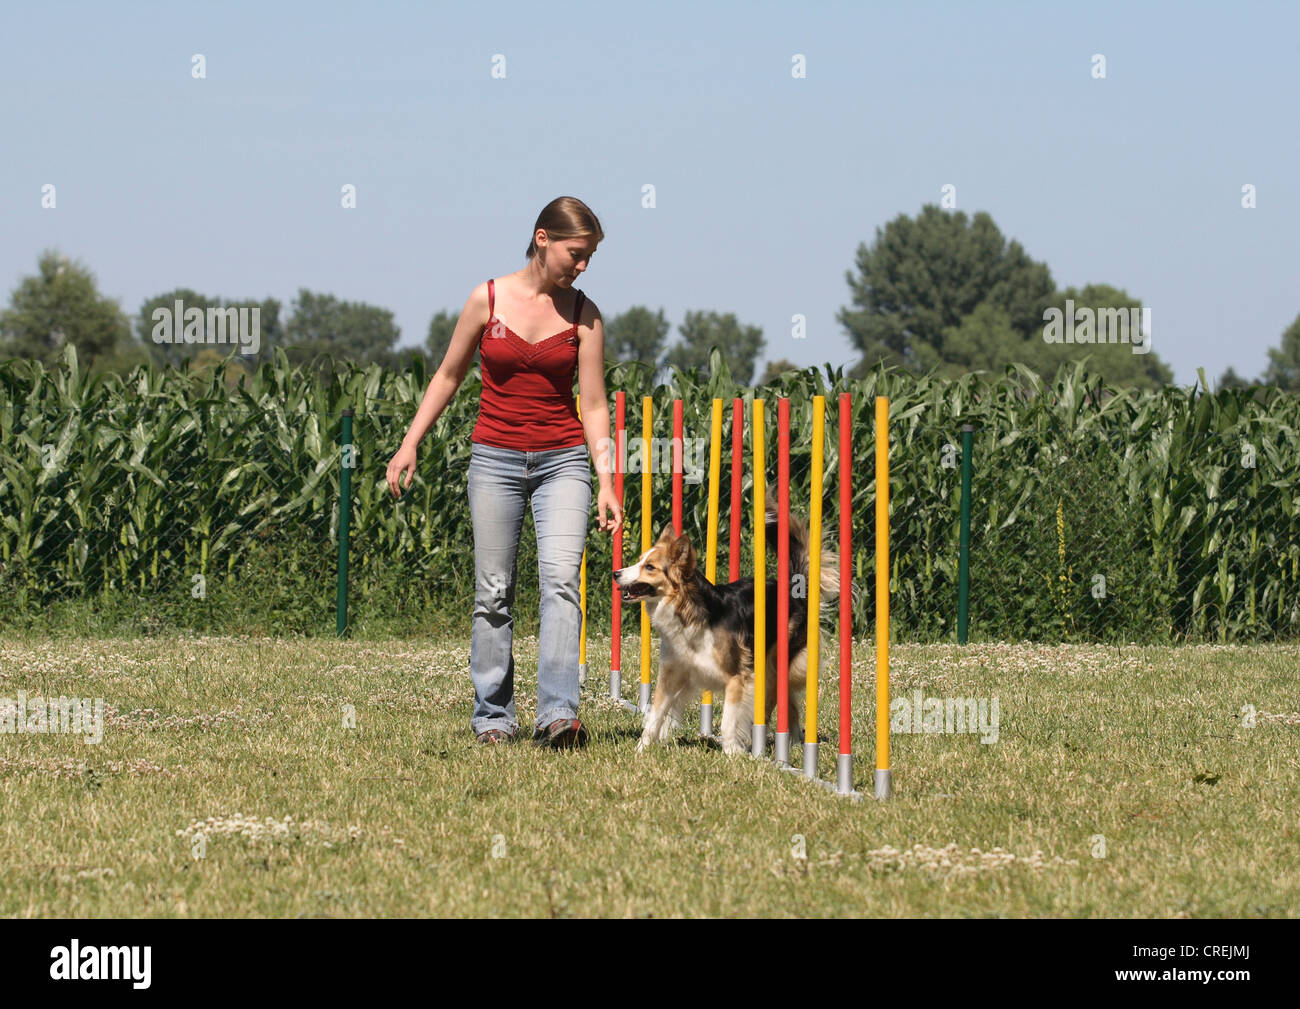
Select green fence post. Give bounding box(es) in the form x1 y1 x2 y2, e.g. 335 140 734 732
337 408 354 638
958 423 973 644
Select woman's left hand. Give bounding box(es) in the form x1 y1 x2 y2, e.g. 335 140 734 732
595 486 623 534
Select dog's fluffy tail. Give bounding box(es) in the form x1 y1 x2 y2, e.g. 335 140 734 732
763 482 841 610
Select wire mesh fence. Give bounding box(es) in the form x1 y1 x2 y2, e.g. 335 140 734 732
2 347 1298 644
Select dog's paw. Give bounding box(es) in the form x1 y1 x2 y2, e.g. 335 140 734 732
719 727 749 756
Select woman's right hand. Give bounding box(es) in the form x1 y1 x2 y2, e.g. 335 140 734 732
386 443 418 499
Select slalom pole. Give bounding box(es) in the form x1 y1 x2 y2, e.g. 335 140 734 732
672 399 683 539
958 423 974 645
336 409 353 639
610 392 638 712
751 398 767 757
702 398 722 737
729 399 742 583
837 393 857 796
875 396 892 800
576 394 587 685
640 395 653 713
775 398 791 767
804 395 824 779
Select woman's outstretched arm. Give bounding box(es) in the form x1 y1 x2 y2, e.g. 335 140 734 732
576 298 622 534
387 283 488 498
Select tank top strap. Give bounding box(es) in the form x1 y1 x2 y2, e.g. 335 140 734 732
487 278 494 317
573 289 585 329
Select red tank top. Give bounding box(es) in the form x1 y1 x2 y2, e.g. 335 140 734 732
470 278 587 451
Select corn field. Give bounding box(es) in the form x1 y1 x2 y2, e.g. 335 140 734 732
1 345 1298 643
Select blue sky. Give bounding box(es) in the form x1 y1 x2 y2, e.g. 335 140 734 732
2 0 1296 386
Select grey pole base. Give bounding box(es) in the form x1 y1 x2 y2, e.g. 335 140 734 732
808 774 851 795
748 739 864 800
800 751 862 799
609 669 643 713
578 662 587 686
837 753 854 794
700 702 713 737
774 730 790 767
874 768 892 800
639 681 652 713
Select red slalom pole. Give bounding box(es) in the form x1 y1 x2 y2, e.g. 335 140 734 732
672 400 683 537
610 391 636 712
775 397 791 767
837 392 855 793
611 392 623 697
729 399 742 583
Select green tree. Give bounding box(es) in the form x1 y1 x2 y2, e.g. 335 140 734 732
605 306 671 371
1217 366 1252 390
136 289 282 368
0 250 130 367
370 345 433 374
758 357 803 384
839 205 1056 376
1039 284 1173 388
281 289 400 366
91 341 156 377
1262 311 1300 390
664 310 764 384
426 308 469 371
935 303 1029 378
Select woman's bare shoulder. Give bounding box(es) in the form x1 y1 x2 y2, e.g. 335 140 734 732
461 280 493 330
575 289 601 330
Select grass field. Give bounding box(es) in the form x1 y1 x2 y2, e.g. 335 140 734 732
1 632 1296 917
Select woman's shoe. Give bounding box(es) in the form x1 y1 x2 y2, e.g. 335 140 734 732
532 718 588 749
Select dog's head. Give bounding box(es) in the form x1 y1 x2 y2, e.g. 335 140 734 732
614 525 697 603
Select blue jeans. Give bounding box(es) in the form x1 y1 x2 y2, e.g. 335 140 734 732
466 441 591 736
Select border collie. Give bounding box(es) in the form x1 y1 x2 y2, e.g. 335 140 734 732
614 489 842 755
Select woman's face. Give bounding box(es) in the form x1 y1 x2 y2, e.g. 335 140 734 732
543 236 598 285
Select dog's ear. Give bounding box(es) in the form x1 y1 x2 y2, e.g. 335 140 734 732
656 525 676 545
669 533 696 580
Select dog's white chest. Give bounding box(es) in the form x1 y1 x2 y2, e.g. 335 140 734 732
648 600 727 691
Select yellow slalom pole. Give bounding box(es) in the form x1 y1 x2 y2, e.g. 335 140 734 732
576 394 587 685
804 395 824 778
702 398 722 737
640 396 653 713
752 398 766 757
875 396 891 800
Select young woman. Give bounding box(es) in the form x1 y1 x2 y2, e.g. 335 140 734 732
386 197 622 749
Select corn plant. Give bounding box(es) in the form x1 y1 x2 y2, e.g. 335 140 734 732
1 345 1297 642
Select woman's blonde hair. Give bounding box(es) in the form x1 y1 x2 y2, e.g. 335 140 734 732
526 196 604 261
